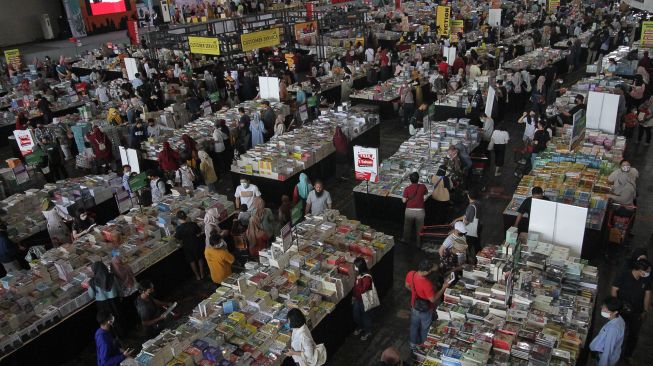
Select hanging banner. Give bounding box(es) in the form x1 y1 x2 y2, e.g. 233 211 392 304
4 49 21 71
188 36 221 55
548 0 560 13
62 0 87 38
305 2 314 20
450 20 464 43
436 6 451 37
127 21 140 45
241 28 281 52
353 146 379 182
641 21 653 48
13 130 36 156
294 21 318 46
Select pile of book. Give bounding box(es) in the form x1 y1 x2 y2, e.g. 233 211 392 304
419 230 598 366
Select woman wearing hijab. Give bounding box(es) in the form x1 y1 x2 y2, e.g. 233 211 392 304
88 261 124 337
198 150 218 192
203 207 224 246
157 141 180 179
333 126 349 180
245 197 275 260
293 172 313 205
250 112 266 147
42 199 72 247
87 126 113 172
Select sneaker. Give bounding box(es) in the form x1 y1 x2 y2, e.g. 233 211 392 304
360 332 371 341
353 329 362 336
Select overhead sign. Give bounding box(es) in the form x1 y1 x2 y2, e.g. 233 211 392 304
13 129 36 156
548 0 560 13
294 21 318 46
353 146 379 182
241 28 281 52
436 6 451 36
4 49 21 71
188 36 221 55
641 21 653 48
450 20 464 43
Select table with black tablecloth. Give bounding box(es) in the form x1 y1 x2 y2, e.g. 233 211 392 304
231 122 381 206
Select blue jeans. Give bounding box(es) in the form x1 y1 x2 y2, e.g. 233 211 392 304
352 298 372 334
409 307 432 347
530 152 538 168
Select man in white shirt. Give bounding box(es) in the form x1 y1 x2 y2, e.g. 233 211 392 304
305 180 332 216
235 177 261 212
365 47 375 63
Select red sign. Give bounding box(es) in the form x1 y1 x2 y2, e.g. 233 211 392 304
353 146 379 182
127 21 140 45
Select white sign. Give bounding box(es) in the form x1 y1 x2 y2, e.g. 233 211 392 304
119 146 141 173
124 57 139 81
13 129 36 156
258 76 280 102
488 9 502 27
586 91 619 134
529 199 588 257
485 86 496 117
353 145 379 182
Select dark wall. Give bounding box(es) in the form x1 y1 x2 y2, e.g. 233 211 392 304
0 0 63 47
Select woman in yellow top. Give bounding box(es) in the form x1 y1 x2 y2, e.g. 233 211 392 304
205 230 235 284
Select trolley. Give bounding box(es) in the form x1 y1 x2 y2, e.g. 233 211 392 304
606 203 636 246
418 224 453 254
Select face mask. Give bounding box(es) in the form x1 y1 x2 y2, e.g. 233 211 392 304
622 166 630 172
80 214 87 221
241 182 249 189
642 272 650 278
601 311 612 319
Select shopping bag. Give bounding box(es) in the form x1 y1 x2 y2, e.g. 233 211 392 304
361 275 380 311
431 176 450 202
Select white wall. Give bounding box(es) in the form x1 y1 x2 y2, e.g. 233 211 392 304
0 0 62 47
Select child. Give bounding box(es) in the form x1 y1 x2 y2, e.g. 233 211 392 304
623 107 638 138
236 204 251 227
175 161 196 190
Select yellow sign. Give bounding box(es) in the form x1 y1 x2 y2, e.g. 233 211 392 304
4 49 21 70
450 20 464 43
294 21 318 46
355 37 365 48
436 6 451 37
241 28 281 52
188 36 221 55
641 21 653 48
548 0 560 13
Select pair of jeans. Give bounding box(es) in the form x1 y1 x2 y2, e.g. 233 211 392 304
352 298 372 334
409 307 432 347
403 103 415 127
403 208 425 245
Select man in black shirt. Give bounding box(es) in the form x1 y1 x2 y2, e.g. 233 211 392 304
560 94 586 124
611 259 652 361
36 94 53 124
174 211 204 280
514 186 549 230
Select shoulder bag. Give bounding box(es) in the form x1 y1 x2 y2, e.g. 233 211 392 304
431 177 450 202
410 272 431 312
360 274 380 311
464 203 479 238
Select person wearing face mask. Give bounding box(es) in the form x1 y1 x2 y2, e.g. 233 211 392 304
518 109 537 142
72 208 95 240
135 280 174 338
589 297 625 366
147 118 161 138
608 160 638 198
204 230 234 284
611 259 652 363
352 257 375 341
235 178 261 212
95 311 133 366
305 180 332 216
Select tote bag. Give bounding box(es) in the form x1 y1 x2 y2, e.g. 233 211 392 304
431 176 450 202
361 274 380 311
465 204 479 238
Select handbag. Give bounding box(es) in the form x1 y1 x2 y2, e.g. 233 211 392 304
360 274 380 311
410 272 431 312
431 177 450 202
304 343 327 366
465 204 479 238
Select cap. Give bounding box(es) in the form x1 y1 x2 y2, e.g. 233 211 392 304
454 221 467 234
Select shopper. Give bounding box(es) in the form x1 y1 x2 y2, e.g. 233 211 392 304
611 259 652 362
405 259 450 352
284 308 326 366
305 180 332 216
531 120 550 167
147 119 161 138
607 159 638 206
438 221 469 273
518 109 537 142
41 199 72 247
87 126 113 172
36 94 53 124
514 187 549 229
333 126 350 180
0 221 23 273
589 297 626 366
175 161 196 190
352 257 374 341
72 208 95 240
95 311 132 366
278 195 292 226
198 151 218 192
452 189 482 256
88 261 124 337
261 100 276 141
429 165 451 225
235 118 252 154
489 123 509 176
157 141 180 179
402 172 428 247
400 84 415 127
479 112 494 152
174 210 205 281
274 114 285 137
135 280 174 338
235 177 261 212
129 119 147 149
293 172 313 206
376 347 403 366
204 230 234 284
250 112 266 147
41 136 68 182
212 120 229 173
147 170 168 205
203 207 224 246
111 252 137 298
